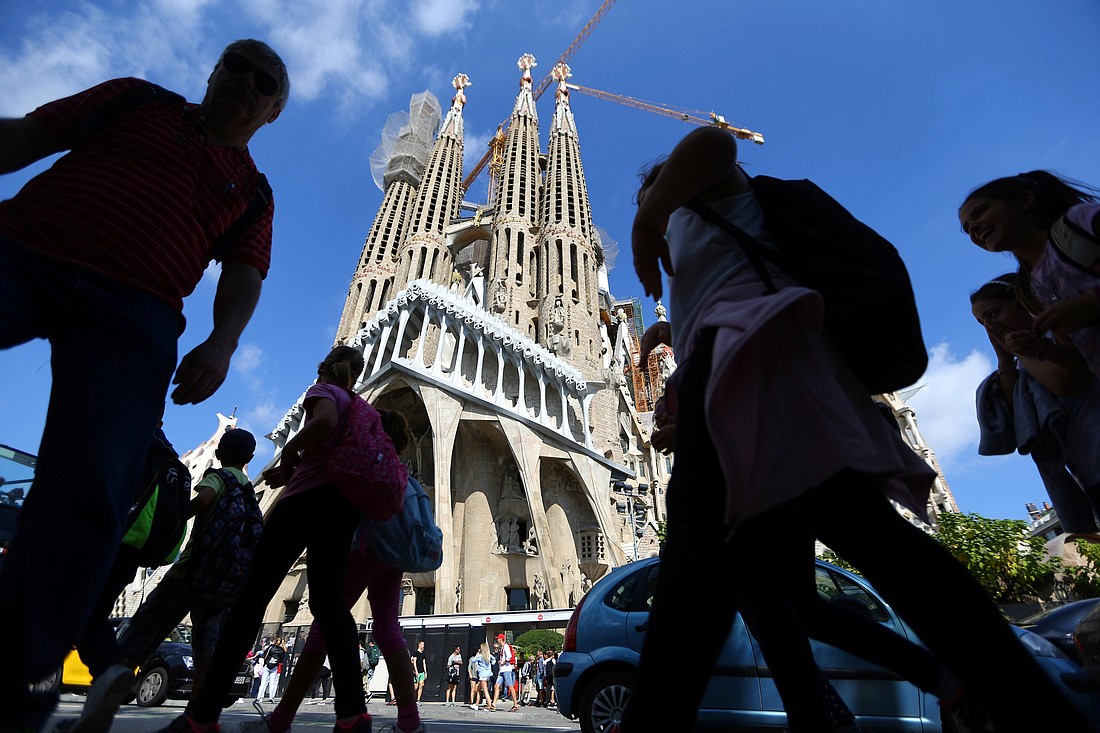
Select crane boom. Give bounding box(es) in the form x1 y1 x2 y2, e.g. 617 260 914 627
565 83 765 144
462 0 619 191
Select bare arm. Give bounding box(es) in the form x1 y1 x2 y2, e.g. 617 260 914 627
0 117 65 174
261 396 340 488
633 127 748 299
171 262 262 405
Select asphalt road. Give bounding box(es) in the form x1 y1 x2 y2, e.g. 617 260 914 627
49 696 582 733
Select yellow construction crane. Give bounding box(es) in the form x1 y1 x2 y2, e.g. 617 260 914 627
565 82 765 145
461 0 619 191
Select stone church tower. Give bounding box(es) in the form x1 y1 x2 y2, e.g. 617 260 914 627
263 57 665 625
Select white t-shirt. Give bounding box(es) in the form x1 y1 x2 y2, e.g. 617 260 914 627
667 189 774 355
498 643 514 672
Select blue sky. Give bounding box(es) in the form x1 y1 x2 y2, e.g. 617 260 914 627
2 0 1099 523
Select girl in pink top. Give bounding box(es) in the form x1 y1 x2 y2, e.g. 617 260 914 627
960 171 1100 379
183 346 373 733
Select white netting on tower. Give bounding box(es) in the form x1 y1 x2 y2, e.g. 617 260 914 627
369 90 442 192
595 225 619 273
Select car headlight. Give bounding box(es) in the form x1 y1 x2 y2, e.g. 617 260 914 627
1017 629 1068 659
182 655 194 669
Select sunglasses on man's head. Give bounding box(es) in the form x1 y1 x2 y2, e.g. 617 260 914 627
221 51 279 97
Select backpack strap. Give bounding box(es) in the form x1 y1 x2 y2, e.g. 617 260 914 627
210 173 272 264
76 82 186 144
1051 214 1100 272
684 197 779 295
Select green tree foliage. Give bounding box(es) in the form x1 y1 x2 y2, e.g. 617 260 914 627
1062 538 1100 599
932 512 1062 604
513 629 564 658
820 549 862 576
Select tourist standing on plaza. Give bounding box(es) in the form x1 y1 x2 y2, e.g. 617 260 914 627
445 645 463 705
411 640 428 702
468 644 493 710
162 346 405 733
239 410 424 733
0 39 287 731
971 273 1100 533
467 647 480 707
619 126 1100 733
258 637 288 703
960 172 1100 379
489 633 519 712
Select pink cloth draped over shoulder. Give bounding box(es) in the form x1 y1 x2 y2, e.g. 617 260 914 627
667 265 935 530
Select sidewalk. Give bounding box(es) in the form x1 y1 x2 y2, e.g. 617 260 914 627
232 698 578 730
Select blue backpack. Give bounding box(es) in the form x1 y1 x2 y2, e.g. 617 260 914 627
363 477 443 573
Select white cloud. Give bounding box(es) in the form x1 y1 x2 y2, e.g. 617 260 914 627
234 344 265 375
905 341 993 465
410 0 480 37
1 1 484 121
244 398 285 429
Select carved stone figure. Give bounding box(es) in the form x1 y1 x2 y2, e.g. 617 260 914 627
549 331 572 357
501 466 525 500
522 524 539 555
654 300 667 321
455 578 462 613
551 297 566 330
532 574 550 610
492 278 508 313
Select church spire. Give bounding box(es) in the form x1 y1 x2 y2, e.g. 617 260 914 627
486 55 544 338
395 73 469 289
536 62 599 374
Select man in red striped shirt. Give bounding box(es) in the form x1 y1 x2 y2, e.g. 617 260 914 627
0 39 288 731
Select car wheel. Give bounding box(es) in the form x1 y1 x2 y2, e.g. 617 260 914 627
135 666 169 707
579 671 632 733
29 668 61 695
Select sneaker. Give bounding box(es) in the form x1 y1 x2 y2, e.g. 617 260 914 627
62 664 134 733
152 714 220 733
468 704 477 711
332 713 371 733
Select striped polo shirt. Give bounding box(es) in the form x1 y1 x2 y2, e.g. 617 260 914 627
0 77 273 312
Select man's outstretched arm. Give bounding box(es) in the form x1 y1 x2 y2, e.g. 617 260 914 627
171 261 262 405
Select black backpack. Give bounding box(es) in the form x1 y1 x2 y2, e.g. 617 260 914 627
188 468 264 606
687 175 927 394
121 430 191 567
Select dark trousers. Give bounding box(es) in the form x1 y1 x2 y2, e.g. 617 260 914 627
190 484 364 722
0 239 177 727
76 546 142 678
621 329 1099 733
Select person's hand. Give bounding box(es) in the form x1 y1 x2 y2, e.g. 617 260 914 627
651 424 677 454
171 336 234 404
1032 294 1100 335
638 321 673 365
1002 330 1052 360
261 450 300 489
632 222 673 299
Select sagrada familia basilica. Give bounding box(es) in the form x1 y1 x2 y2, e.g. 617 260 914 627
120 56 958 627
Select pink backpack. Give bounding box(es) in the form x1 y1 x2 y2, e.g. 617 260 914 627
326 394 407 521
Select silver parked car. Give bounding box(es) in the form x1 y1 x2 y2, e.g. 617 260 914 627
554 556 1100 732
